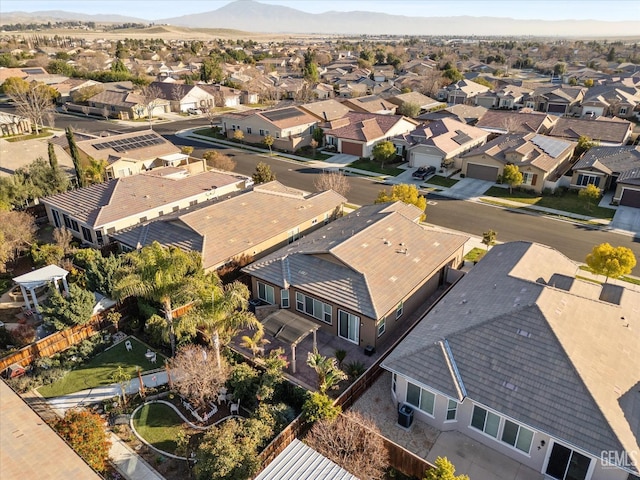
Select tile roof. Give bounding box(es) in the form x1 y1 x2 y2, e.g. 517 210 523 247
573 146 640 175
41 170 244 228
548 117 632 145
383 242 640 469
76 129 180 163
475 110 555 134
343 95 397 113
0 381 102 480
399 118 489 155
243 202 467 319
323 112 417 142
299 99 353 121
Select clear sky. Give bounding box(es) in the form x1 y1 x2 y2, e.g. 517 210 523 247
1 0 638 21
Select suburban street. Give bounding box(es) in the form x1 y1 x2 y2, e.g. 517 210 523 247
29 111 640 273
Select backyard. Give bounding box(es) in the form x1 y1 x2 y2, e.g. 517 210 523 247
38 336 163 398
132 402 187 455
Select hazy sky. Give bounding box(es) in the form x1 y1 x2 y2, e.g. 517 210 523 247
2 0 639 21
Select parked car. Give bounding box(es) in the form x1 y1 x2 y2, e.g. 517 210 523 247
187 108 203 115
412 166 436 180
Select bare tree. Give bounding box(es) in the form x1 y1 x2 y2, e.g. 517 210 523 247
170 345 230 409
305 411 389 480
0 210 37 272
4 79 56 134
140 85 162 129
53 227 74 255
501 115 521 133
314 170 351 197
170 83 185 112
203 150 236 171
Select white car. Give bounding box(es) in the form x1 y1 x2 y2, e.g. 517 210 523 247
187 108 203 115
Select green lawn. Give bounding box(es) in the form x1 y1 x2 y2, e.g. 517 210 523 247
347 158 404 176
132 402 183 455
483 187 615 220
5 129 54 142
193 128 224 139
425 175 459 188
38 337 162 398
464 247 487 263
578 265 640 285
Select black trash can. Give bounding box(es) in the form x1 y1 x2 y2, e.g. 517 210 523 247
398 403 414 428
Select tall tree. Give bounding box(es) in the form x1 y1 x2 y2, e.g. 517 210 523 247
54 409 111 472
0 210 36 272
113 241 203 356
372 140 397 168
375 184 427 221
41 283 96 331
140 85 162 130
306 350 347 394
501 164 523 194
253 161 276 184
314 170 351 197
66 127 86 187
3 77 57 134
585 243 636 281
47 142 58 169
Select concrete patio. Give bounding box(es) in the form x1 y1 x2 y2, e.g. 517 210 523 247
351 371 543 480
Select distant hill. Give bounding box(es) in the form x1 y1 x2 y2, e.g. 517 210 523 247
2 1 638 37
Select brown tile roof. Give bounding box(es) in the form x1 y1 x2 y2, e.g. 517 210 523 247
343 95 397 113
0 381 102 480
323 112 416 142
76 129 179 163
299 99 353 121
401 118 489 154
548 117 632 145
476 110 556 134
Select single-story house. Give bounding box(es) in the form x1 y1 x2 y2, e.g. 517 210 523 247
84 88 170 120
40 169 248 247
474 84 532 110
525 86 586 116
341 95 397 115
436 79 490 105
149 82 218 112
242 202 468 350
570 146 640 207
460 133 575 193
547 116 633 147
299 99 353 122
322 112 419 158
0 136 75 181
475 110 558 137
393 118 489 169
418 104 488 126
111 181 346 271
579 84 640 119
220 106 319 153
382 241 639 480
0 112 32 137
387 91 445 113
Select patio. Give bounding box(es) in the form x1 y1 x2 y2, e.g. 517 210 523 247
351 371 544 480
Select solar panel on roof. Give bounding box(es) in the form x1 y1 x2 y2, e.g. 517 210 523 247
262 108 302 122
359 96 379 103
93 134 165 153
531 135 567 158
22 68 43 74
452 132 473 145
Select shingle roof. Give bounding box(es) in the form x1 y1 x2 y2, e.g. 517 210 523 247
243 202 467 319
548 117 632 145
383 242 640 469
41 170 244 228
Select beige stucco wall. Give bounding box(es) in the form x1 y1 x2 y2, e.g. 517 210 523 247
462 153 550 194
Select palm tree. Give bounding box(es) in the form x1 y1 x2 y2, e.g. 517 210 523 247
84 158 108 184
306 349 347 393
113 241 203 356
178 274 262 369
240 329 270 357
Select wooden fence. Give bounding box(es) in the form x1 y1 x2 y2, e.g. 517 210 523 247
0 301 132 372
383 436 434 478
257 414 306 467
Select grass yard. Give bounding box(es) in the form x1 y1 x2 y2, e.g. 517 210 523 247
193 128 223 139
347 158 405 176
578 265 640 285
5 129 54 142
484 187 615 220
132 402 184 455
464 247 487 263
425 175 459 188
38 337 162 398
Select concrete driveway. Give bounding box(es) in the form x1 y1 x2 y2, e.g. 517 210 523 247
445 177 495 200
610 206 640 234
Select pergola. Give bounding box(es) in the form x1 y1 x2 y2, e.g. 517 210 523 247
13 265 69 314
262 310 319 374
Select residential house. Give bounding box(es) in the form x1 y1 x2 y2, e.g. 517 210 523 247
341 94 397 115
418 104 488 126
149 82 218 112
387 92 445 113
382 241 639 480
436 79 490 105
579 84 640 119
242 202 468 349
220 106 319 152
393 118 489 169
322 111 419 157
460 133 575 192
40 169 247 247
299 99 353 123
199 84 242 108
84 88 169 120
570 146 640 207
0 380 102 480
474 84 533 110
525 86 586 116
112 181 346 271
312 83 335 100
475 110 557 138
0 67 47 87
547 116 633 146
0 112 31 137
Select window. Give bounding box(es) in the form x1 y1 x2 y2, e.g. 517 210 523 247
501 420 534 453
189 200 197 206
173 206 180 212
324 213 330 225
377 317 386 337
522 172 537 186
395 301 404 319
96 231 104 246
275 132 280 138
546 443 591 480
81 226 92 243
62 214 71 229
311 218 318 225
289 227 300 244
158 211 164 216
309 126 315 134
52 209 61 228
70 219 79 232
576 173 600 187
392 373 396 393
338 310 360 343
247 127 252 134
406 382 435 416
259 129 265 136
281 289 289 308
296 292 332 324
257 282 275 304
471 405 500 438
619 107 627 115
446 399 458 421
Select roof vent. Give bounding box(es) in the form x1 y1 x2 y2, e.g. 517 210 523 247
384 239 391 245
517 329 531 338
503 381 519 392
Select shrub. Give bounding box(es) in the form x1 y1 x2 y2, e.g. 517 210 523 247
302 392 341 424
228 362 260 408
344 360 366 380
10 324 36 346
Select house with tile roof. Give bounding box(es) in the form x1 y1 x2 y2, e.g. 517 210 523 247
570 146 640 208
475 110 558 137
525 86 586 116
40 169 248 247
84 88 169 120
474 84 533 110
341 95 398 115
578 84 640 120
547 116 633 147
382 241 639 480
111 181 346 271
299 99 353 122
322 112 419 157
149 82 218 112
242 202 467 350
460 133 575 192
393 118 489 169
436 79 491 106
220 106 319 153
387 91 445 113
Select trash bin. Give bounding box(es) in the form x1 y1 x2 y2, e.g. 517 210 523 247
364 345 375 356
398 404 414 428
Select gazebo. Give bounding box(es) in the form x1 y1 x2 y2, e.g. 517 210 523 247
262 310 319 374
13 265 69 314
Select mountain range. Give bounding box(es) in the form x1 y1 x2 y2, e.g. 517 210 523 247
2 0 638 37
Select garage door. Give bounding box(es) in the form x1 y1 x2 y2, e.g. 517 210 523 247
466 163 499 182
620 188 640 207
341 141 362 156
547 104 566 114
412 152 442 169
